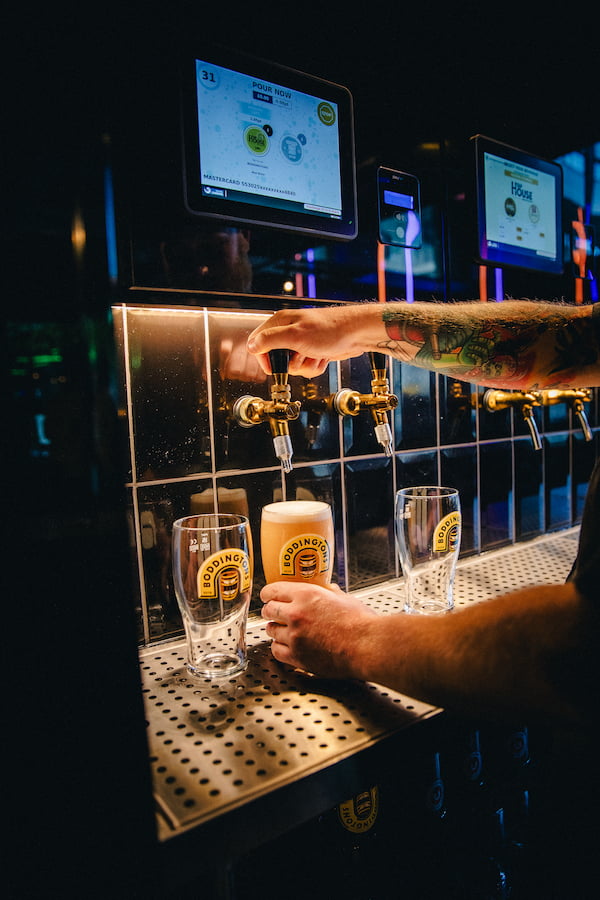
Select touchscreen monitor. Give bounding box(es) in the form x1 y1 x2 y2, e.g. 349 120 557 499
472 134 563 274
180 47 358 240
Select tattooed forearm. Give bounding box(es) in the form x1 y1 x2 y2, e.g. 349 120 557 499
380 301 600 389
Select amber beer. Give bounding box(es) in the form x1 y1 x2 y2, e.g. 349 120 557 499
260 500 334 586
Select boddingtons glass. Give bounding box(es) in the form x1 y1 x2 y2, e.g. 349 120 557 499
395 486 461 615
260 500 334 586
172 513 252 677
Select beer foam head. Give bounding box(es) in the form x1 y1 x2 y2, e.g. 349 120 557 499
262 500 331 522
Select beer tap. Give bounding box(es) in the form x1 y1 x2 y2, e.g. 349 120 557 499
482 389 542 450
531 388 593 441
333 352 398 455
232 349 301 472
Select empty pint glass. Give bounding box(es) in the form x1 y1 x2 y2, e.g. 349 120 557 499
172 514 252 677
260 500 334 586
395 486 461 614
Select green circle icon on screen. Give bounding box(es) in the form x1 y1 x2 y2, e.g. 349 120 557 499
317 102 336 126
244 126 270 156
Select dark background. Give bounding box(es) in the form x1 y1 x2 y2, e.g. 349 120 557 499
6 4 598 897
10 2 598 232
9 2 597 312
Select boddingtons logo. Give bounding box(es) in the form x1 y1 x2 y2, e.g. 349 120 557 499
279 533 330 579
433 512 461 553
197 550 251 600
338 786 379 833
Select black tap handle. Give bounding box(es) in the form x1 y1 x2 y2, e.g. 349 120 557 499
269 349 290 375
368 351 387 371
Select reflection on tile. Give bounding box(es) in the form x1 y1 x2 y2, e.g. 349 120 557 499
289 366 340 462
112 307 132 482
395 449 438 491
478 393 511 442
345 458 394 590
393 361 436 450
439 376 476 446
479 442 513 549
127 306 210 480
207 311 273 471
134 482 195 641
514 438 543 541
440 446 477 555
125 489 143 640
572 432 598 523
542 398 569 433
281 463 344 587
544 434 571 531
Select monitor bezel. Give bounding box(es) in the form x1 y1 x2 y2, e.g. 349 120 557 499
180 46 358 241
472 134 564 275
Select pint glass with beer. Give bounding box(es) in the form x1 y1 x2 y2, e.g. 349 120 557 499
260 500 334 586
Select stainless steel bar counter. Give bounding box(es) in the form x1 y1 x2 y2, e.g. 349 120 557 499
140 528 579 890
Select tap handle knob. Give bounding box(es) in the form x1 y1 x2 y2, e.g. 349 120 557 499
269 349 290 376
368 351 387 371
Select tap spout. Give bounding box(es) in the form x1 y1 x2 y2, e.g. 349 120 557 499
532 388 593 442
522 404 542 451
574 401 593 442
483 389 542 451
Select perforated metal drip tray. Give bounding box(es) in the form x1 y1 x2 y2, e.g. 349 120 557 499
140 528 579 840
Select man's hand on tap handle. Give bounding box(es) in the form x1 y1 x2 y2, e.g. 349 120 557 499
247 305 392 378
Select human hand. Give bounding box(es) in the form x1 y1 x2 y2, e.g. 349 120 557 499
246 305 385 378
260 581 377 678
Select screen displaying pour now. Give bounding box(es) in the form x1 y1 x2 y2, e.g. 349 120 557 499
195 59 343 219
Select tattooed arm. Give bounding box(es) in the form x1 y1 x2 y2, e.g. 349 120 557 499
247 299 600 389
260 579 597 727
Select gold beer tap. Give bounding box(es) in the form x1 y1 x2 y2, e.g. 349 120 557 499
232 349 301 473
333 352 398 455
531 388 593 441
482 389 543 450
